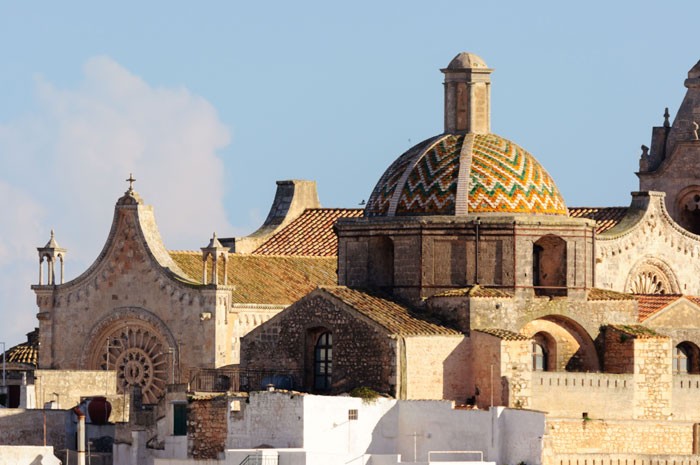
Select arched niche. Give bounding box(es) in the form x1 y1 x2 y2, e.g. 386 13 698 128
521 315 599 372
675 186 700 234
533 235 567 296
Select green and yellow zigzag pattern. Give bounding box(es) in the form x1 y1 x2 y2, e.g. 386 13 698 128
396 135 462 215
365 137 437 216
468 134 567 215
365 133 567 217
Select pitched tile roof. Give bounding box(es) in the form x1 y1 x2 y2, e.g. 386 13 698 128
320 286 460 336
587 288 637 301
475 328 529 341
253 208 364 256
568 207 628 234
170 252 337 305
606 324 665 339
635 294 691 322
1 329 38 367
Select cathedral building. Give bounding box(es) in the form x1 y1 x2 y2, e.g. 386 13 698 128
18 51 700 460
241 53 700 428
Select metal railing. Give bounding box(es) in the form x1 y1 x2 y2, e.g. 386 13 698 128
190 368 303 392
239 454 279 465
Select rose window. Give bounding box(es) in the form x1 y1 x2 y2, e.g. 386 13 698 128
628 270 668 294
101 326 170 404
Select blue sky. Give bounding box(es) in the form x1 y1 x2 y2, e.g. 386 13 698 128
1 1 699 345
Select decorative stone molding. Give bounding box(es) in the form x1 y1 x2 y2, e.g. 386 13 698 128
81 307 177 404
598 192 700 260
625 258 680 295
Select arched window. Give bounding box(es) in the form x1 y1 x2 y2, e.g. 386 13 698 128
532 342 547 371
674 342 700 374
314 332 332 391
369 236 394 288
532 235 567 296
674 345 689 374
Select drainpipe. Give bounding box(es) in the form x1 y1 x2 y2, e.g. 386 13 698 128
73 407 86 465
475 218 481 284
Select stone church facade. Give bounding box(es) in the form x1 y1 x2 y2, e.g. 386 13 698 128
30 181 339 404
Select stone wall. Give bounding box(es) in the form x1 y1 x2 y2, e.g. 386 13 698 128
469 298 636 341
601 326 636 373
0 409 68 451
403 335 469 401
545 418 693 456
336 216 596 305
231 304 284 364
188 395 227 460
548 454 700 465
469 332 503 409
34 369 128 422
531 373 633 419
673 375 700 420
501 338 532 409
469 332 531 409
241 292 396 396
633 337 672 420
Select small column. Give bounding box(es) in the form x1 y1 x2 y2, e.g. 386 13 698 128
36 230 67 285
201 233 229 285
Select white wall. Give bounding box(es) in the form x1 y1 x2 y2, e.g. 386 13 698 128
227 391 305 449
302 394 397 458
227 392 545 465
0 445 61 465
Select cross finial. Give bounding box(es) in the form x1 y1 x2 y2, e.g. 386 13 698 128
126 173 136 192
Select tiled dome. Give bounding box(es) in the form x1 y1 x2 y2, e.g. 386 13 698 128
1 329 39 367
365 133 568 217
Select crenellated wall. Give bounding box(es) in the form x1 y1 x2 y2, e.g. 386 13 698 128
544 418 694 460
531 373 633 419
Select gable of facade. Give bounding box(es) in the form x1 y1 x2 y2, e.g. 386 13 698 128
30 184 339 403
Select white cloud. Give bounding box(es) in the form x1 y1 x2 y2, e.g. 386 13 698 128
0 56 232 346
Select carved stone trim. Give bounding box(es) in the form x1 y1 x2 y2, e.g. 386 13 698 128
81 307 177 404
625 258 680 295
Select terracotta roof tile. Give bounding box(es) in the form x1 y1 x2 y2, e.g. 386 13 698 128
568 207 628 234
1 329 38 367
321 286 459 336
475 328 529 341
254 208 364 256
606 324 665 339
170 252 337 305
587 288 636 301
634 294 683 322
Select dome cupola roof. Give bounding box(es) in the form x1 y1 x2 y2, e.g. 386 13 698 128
364 52 567 218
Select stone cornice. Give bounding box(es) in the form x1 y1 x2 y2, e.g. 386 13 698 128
597 191 700 260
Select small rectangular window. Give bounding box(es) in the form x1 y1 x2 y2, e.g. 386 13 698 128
173 403 187 436
348 409 358 421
